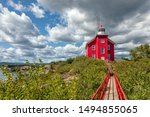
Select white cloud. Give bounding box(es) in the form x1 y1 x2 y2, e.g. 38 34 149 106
31 44 82 63
53 44 82 60
63 8 96 35
1 0 150 62
30 3 45 18
115 51 130 56
46 8 96 42
0 3 3 11
57 44 81 54
0 47 37 62
0 3 84 63
111 11 150 45
8 1 45 18
46 25 82 42
37 0 150 59
108 10 150 58
0 3 47 49
7 0 26 11
116 42 141 50
0 38 83 63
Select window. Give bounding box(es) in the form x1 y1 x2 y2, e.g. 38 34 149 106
108 54 110 60
92 45 95 50
101 39 105 43
101 48 105 54
92 54 95 58
108 45 110 50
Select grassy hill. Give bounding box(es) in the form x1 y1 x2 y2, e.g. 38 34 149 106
0 56 108 100
0 55 149 100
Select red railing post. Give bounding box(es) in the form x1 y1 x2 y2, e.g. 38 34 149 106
114 72 127 100
91 72 110 100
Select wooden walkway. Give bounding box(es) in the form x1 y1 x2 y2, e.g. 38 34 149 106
104 76 119 100
104 63 119 100
91 63 127 100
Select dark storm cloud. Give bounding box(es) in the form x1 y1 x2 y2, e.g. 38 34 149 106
38 0 149 25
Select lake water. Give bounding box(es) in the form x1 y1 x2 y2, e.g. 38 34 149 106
0 69 6 80
0 69 17 80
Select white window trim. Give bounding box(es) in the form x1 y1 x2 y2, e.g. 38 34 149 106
92 54 95 58
101 48 105 54
92 45 95 50
108 45 110 50
101 39 105 43
108 54 110 60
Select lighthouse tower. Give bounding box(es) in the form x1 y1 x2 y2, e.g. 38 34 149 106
85 25 115 61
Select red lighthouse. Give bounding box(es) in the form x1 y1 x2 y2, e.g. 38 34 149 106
85 25 115 61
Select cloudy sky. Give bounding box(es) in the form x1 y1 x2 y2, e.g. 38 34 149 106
0 0 150 63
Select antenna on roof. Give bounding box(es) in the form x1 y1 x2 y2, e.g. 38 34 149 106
96 16 100 30
96 16 108 36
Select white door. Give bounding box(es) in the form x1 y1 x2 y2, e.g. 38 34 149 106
101 57 105 60
92 54 95 58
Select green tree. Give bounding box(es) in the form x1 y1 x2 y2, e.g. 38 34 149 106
130 44 150 60
66 58 74 64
